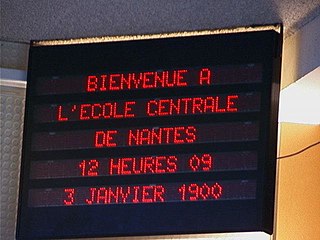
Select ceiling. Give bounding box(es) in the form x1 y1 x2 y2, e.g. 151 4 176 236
1 0 320 43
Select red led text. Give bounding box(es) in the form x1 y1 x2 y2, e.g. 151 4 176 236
77 153 214 178
179 183 223 201
189 154 213 172
56 94 238 122
128 126 196 146
86 68 212 92
87 69 189 92
63 188 75 206
31 180 257 207
95 130 118 147
57 101 136 121
57 105 69 121
109 156 178 175
79 159 99 176
85 185 165 204
79 101 135 120
147 95 238 116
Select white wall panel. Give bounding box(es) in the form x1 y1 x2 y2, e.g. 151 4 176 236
0 84 25 240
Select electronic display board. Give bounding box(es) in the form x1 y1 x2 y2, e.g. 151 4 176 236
17 28 282 239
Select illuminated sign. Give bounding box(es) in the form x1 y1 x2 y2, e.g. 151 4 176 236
17 29 282 239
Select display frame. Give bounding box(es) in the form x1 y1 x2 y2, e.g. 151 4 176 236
17 26 282 239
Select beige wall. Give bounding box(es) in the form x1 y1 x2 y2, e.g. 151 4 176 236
276 123 320 240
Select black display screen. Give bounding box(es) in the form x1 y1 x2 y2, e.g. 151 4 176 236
17 29 282 239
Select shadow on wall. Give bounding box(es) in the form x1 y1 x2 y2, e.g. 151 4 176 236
277 6 320 89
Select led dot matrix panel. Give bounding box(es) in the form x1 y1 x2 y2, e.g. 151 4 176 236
17 28 282 239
